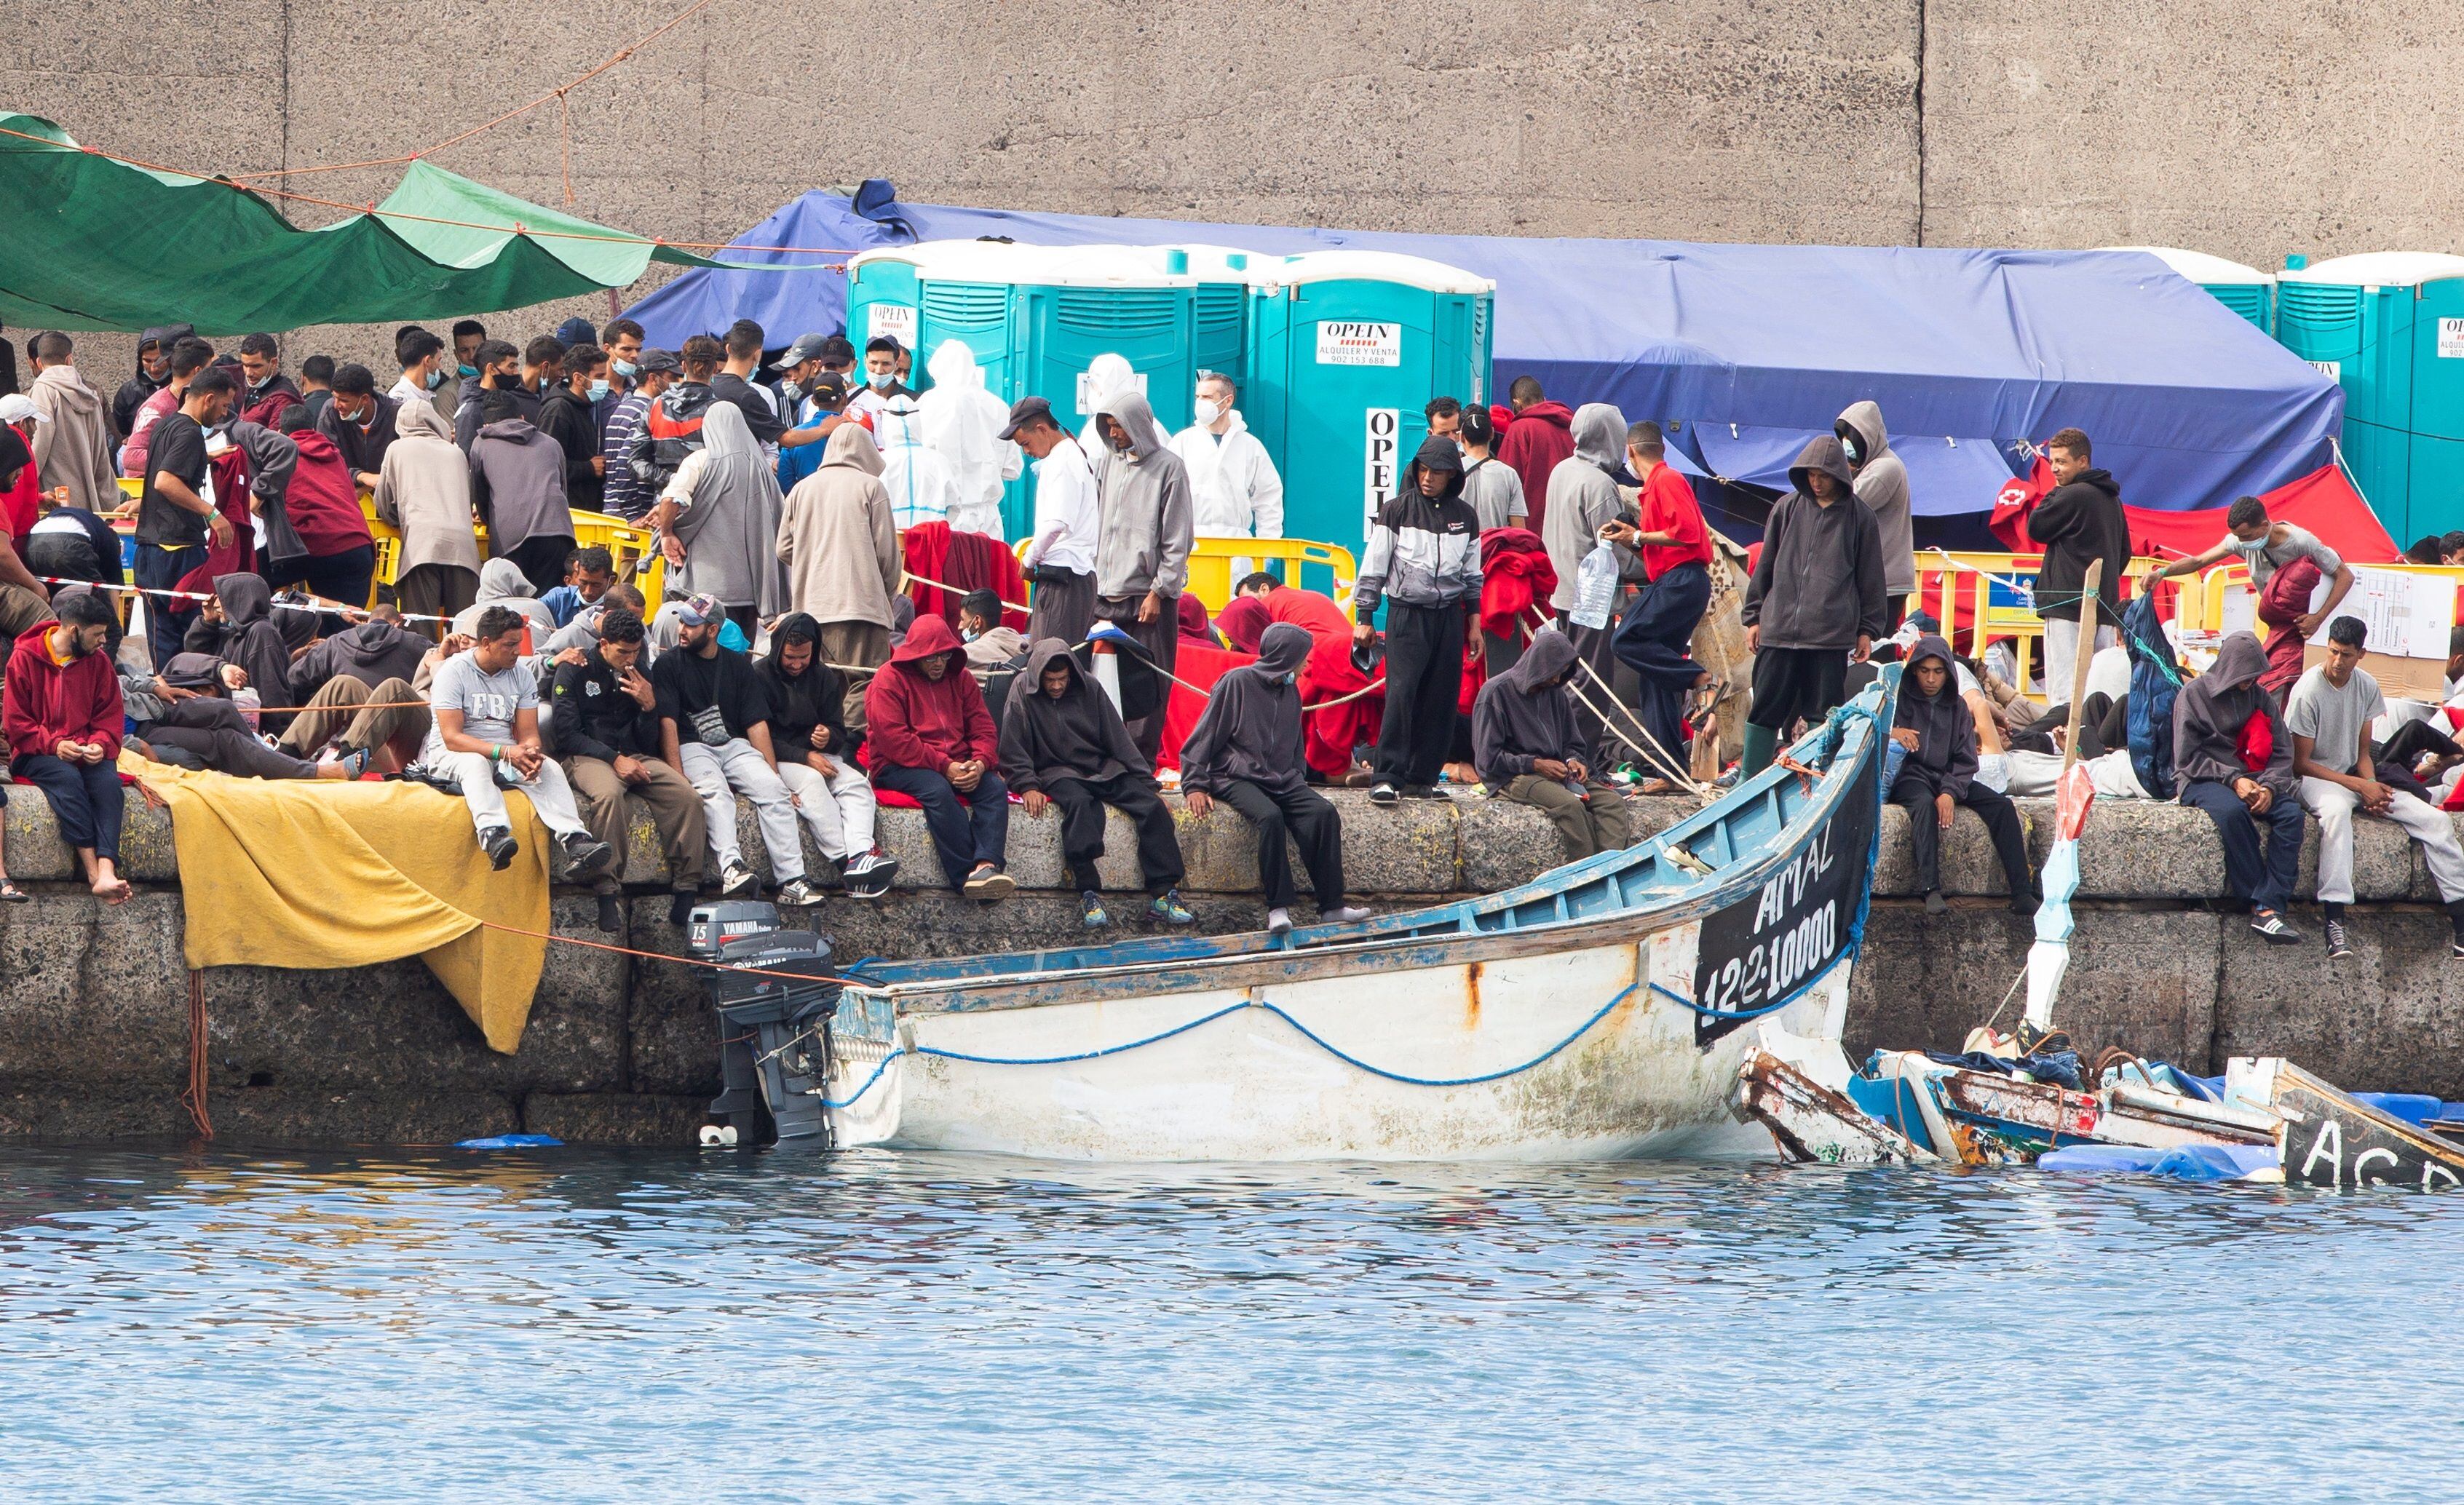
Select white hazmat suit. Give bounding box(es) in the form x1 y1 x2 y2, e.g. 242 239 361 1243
919 339 1022 540
876 394 964 531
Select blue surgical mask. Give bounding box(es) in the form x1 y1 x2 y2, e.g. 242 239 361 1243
424 366 447 391
868 370 895 390
589 379 610 401
458 363 478 378
612 357 638 378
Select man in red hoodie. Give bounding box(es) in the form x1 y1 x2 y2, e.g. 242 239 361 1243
863 613 1013 899
269 406 377 609
2 589 130 902
1494 376 1574 539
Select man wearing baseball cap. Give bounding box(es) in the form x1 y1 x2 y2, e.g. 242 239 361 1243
771 334 856 493
1004 396 1101 648
599 348 680 521
651 590 820 905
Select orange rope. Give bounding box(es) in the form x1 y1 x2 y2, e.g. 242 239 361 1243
181 970 213 1141
475 918 852 986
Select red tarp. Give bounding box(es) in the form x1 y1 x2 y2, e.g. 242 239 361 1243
1157 640 1248 772
2122 464 2398 565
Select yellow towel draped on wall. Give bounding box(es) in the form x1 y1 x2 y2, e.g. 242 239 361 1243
128 755 552 1053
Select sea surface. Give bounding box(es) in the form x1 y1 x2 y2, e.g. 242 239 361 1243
0 1144 2456 1503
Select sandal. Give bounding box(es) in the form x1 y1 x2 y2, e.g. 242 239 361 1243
0 883 26 903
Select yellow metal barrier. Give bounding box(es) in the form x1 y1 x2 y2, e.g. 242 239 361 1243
1914 550 2167 698
1010 535 1358 614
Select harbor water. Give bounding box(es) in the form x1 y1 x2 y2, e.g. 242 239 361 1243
1 1145 2455 1500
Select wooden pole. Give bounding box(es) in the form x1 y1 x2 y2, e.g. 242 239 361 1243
2059 560 2103 774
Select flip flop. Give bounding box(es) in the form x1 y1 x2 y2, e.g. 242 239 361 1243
0 883 26 903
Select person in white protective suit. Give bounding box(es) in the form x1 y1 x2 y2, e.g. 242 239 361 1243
1077 352 1170 456
919 339 1023 539
1169 370 1284 545
876 393 964 531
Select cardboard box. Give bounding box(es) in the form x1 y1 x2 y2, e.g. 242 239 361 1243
2301 643 2449 701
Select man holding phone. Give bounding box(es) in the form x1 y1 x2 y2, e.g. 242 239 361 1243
135 366 239 668
552 605 708 930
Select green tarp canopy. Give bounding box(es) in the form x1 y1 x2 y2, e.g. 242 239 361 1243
0 113 770 334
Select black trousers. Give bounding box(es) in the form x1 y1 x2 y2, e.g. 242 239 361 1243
1373 599 1464 787
1612 561 1711 773
1748 645 1850 732
1217 777 1344 913
504 534 575 597
139 702 323 780
1047 772 1186 895
1890 773 2031 898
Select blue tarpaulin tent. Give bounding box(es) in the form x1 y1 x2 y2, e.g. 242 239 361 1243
627 182 2344 516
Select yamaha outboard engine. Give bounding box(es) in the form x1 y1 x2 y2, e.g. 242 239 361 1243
686 901 840 1146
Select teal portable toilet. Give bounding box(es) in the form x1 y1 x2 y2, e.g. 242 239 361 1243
1171 245 1256 394
1242 250 1495 568
847 241 1200 536
2105 245 2275 333
2279 252 2464 540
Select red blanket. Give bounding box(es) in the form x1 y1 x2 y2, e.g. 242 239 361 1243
1160 640 1249 772
1479 528 1557 640
900 522 1028 631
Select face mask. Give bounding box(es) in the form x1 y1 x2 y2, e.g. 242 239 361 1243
612 357 638 378
1194 398 1223 426
868 370 895 390
961 625 981 643
424 366 447 391
589 379 610 401
458 363 478 379
247 373 272 392
777 379 802 403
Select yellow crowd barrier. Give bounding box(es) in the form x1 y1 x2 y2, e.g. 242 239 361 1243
1914 551 2166 698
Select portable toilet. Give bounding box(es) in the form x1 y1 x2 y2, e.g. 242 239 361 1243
1242 250 1496 565
1170 245 1257 394
2104 246 2275 333
844 241 1200 536
2278 251 2464 540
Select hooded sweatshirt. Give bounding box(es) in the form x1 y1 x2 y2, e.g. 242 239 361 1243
376 399 482 580
920 339 1024 516
112 323 190 440
287 618 427 702
1497 399 1575 536
469 413 574 556
2 620 123 761
862 613 998 773
998 637 1152 793
1891 636 1978 799
755 612 851 758
1471 627 1585 786
181 573 298 731
1542 403 1635 612
1178 622 1313 796
662 402 789 615
2027 464 2128 624
1836 401 1914 597
779 424 901 630
2172 631 2294 799
1089 391 1195 601
1357 437 1481 618
1742 435 1888 651
29 363 119 513
451 557 560 643
278 426 376 560
536 384 603 512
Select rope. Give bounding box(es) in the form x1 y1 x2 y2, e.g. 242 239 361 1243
1646 980 1806 1024
41 576 456 627
180 969 213 1140
902 569 1029 616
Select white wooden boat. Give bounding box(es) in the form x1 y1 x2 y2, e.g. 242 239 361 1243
812 678 1895 1161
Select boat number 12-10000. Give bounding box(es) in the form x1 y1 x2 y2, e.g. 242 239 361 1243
1686 757 1877 1046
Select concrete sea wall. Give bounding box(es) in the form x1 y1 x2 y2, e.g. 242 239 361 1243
4 785 2463 1145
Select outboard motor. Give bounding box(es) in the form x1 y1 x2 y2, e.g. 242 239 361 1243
686 901 841 1146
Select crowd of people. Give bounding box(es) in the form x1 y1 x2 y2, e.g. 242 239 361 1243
0 310 2457 962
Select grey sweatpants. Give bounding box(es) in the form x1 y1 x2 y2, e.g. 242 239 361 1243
678 738 805 883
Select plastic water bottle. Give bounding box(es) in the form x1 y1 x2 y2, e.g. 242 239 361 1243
1569 541 1620 630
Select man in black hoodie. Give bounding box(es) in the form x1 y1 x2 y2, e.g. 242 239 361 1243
1000 638 1194 929
1356 436 1482 803
2174 631 2305 945
1740 434 1887 775
552 606 708 929
1891 635 2035 916
1471 627 1631 862
1180 622 1370 936
2027 426 2128 699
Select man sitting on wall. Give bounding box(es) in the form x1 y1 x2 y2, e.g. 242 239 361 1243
2174 630 2305 947
421 605 618 881
1470 627 1632 863
1 589 132 902
863 613 1014 900
552 606 708 932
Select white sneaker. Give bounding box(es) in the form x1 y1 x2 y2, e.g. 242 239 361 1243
1267 907 1294 936
720 862 760 899
1320 905 1372 924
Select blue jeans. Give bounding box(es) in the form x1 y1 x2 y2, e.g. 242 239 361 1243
871 763 1010 890
134 541 202 672
11 753 125 862
2179 777 2304 914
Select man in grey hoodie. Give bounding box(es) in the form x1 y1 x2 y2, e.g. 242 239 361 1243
1740 434 1887 775
1088 389 1195 763
1835 401 1914 627
1541 402 1638 766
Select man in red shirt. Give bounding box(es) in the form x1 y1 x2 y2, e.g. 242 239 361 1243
1600 420 1716 789
1 589 130 902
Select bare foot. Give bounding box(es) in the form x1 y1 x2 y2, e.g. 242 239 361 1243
90 859 132 906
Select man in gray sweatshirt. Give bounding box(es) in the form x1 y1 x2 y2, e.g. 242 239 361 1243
1540 402 1639 767
1739 434 1887 775
1088 389 1195 763
1836 400 1914 627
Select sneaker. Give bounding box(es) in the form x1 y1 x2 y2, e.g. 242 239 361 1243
2449 935 2464 963
668 888 697 926
1149 889 1195 926
1320 904 1371 924
720 862 761 899
1081 892 1110 929
1924 889 1949 916
595 893 623 933
2250 910 2303 946
1266 907 1294 936
2323 918 2353 961
1368 782 1399 805
478 827 518 870
963 864 1015 900
844 848 900 897
562 831 618 883
1402 784 1446 801
776 878 823 906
